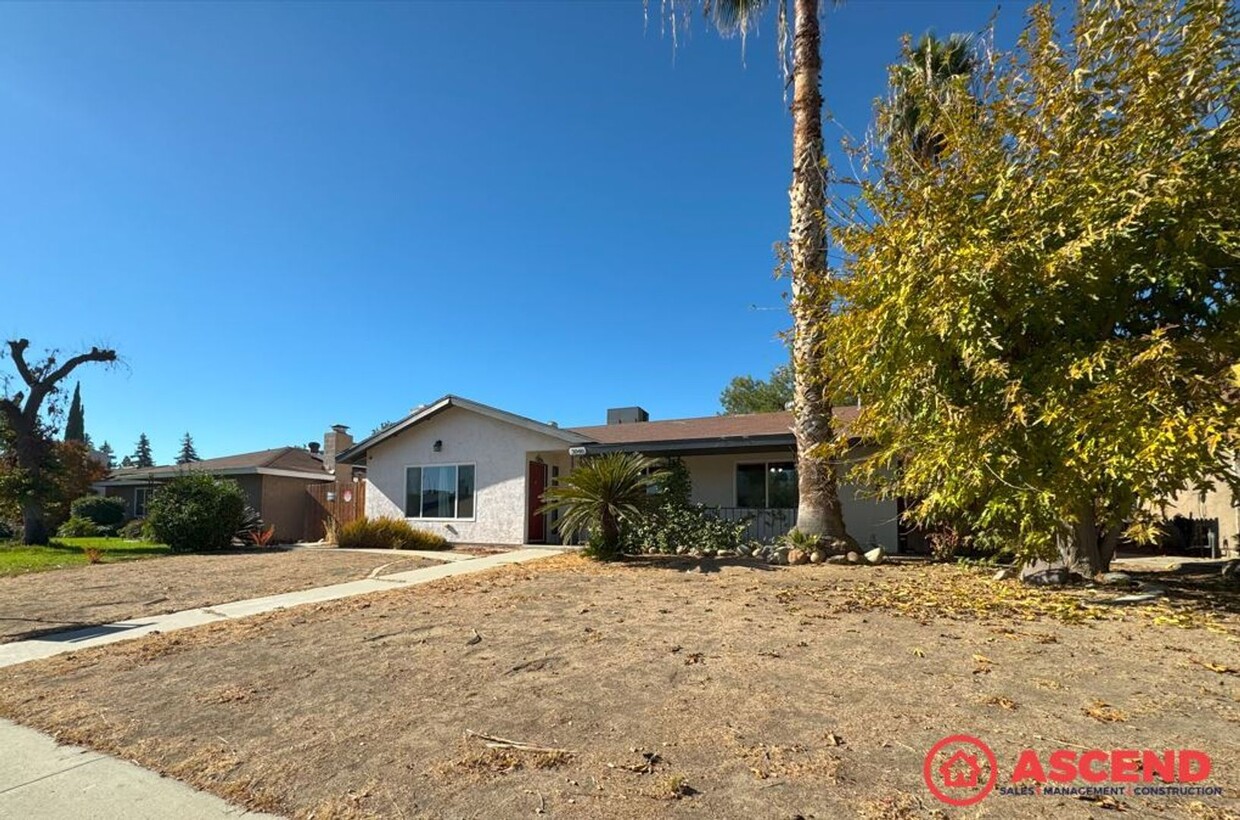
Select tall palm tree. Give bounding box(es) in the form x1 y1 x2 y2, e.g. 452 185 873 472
656 0 854 546
887 33 976 164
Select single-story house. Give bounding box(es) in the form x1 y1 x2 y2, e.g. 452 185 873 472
336 395 905 550
94 425 363 542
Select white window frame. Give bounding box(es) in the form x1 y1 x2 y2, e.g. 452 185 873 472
734 460 798 509
404 462 477 521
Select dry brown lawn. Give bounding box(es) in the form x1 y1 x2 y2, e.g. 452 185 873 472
0 555 1237 819
0 549 438 642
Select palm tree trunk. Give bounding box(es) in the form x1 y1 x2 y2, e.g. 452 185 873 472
788 0 854 549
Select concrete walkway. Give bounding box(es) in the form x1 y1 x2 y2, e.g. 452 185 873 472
0 547 562 669
0 719 281 819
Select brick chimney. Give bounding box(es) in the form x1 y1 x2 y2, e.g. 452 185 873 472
323 424 354 474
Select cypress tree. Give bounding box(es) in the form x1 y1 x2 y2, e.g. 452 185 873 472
64 383 86 442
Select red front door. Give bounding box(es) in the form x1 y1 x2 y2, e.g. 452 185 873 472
528 461 548 543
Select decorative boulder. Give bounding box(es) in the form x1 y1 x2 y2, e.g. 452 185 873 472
788 548 810 566
809 549 825 564
1021 559 1071 586
846 551 863 565
1096 571 1135 587
863 547 886 565
992 567 1018 581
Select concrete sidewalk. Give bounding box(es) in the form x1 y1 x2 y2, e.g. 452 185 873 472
0 719 280 819
0 547 562 669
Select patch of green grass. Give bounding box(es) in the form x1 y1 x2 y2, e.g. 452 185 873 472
0 537 170 577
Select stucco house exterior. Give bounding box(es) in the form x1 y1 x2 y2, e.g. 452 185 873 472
336 395 903 550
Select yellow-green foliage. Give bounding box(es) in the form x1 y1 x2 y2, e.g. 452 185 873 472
336 517 450 551
825 0 1239 562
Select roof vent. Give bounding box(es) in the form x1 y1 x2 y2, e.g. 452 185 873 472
607 406 649 425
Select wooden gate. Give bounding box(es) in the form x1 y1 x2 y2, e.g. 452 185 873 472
305 479 366 542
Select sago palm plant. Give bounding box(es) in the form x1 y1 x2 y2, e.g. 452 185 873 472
539 453 668 560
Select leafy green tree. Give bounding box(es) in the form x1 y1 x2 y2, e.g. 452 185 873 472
176 432 200 464
0 339 117 544
650 0 855 547
825 0 1240 575
721 364 794 414
132 433 154 468
539 453 667 560
63 382 86 442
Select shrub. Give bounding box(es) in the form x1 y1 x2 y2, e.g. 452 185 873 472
235 507 270 543
118 519 148 540
336 517 449 550
56 516 100 538
622 503 749 556
145 473 248 552
621 458 749 556
70 495 127 531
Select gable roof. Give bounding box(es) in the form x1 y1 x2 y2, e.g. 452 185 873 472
336 395 592 464
97 446 333 484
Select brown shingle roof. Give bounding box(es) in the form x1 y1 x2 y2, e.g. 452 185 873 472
104 446 329 480
568 406 859 446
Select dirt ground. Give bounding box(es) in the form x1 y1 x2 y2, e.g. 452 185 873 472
0 549 439 642
0 555 1237 819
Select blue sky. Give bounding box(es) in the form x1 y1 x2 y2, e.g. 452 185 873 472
0 0 1024 464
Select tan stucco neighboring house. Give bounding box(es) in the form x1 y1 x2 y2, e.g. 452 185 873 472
94 426 362 543
336 395 904 550
1162 468 1240 558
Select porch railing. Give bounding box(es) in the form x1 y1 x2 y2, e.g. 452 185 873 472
707 507 797 543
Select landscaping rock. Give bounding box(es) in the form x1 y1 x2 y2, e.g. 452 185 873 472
863 547 886 565
1021 559 1071 586
1096 571 1134 587
826 555 851 565
735 545 751 558
788 549 810 566
1136 581 1169 596
809 550 825 564
846 551 863 565
992 567 1018 581
1111 592 1162 604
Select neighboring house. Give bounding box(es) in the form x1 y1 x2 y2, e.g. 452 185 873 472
337 395 904 550
94 425 362 542
1162 471 1240 558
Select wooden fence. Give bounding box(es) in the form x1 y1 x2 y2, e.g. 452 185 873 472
304 479 366 542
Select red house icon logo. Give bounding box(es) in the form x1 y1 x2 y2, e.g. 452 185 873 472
924 734 998 807
940 750 982 788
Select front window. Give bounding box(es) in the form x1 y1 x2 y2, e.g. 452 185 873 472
405 464 475 519
735 461 797 509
